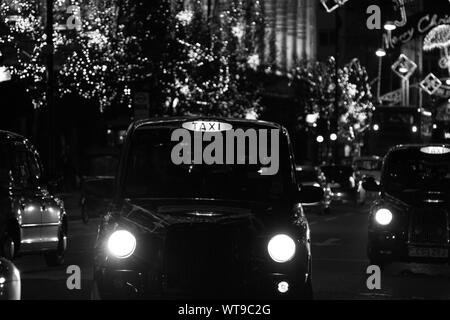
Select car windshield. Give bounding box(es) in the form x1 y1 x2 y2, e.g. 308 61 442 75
123 125 294 202
354 160 381 171
296 168 318 182
383 149 450 194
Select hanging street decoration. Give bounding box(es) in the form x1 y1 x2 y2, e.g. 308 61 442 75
420 73 443 95
383 11 450 50
320 0 350 13
391 54 417 80
423 24 450 74
392 0 407 28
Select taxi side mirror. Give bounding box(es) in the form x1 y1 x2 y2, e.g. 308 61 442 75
362 177 381 192
298 185 324 204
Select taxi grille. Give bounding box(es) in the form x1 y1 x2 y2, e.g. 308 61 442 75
409 208 449 244
163 223 252 294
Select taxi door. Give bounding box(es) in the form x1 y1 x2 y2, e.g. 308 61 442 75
10 141 43 247
26 146 60 249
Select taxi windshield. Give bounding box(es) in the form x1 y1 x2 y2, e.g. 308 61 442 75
383 149 450 194
123 125 294 202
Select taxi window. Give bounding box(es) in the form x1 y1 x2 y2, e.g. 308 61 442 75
27 150 42 180
383 150 450 194
10 142 31 186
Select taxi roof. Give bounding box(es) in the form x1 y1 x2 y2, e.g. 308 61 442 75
132 117 283 131
0 130 28 144
388 144 450 152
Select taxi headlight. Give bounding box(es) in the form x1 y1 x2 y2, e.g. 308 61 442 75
374 208 393 226
267 234 296 263
107 230 136 259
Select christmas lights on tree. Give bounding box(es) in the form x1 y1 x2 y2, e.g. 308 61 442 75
292 57 373 143
0 0 153 111
0 0 47 107
160 0 265 118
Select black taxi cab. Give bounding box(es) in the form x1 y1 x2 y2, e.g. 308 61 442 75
92 118 323 299
364 145 450 266
0 130 67 266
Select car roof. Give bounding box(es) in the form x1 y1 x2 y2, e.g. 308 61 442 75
388 144 450 153
132 117 283 131
353 156 381 161
0 130 28 144
296 165 316 171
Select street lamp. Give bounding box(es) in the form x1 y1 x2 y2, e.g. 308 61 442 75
330 133 338 141
375 48 386 102
316 135 325 143
375 48 386 57
384 22 397 31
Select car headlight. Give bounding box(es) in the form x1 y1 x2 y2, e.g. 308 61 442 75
107 230 136 259
374 208 393 226
267 234 296 263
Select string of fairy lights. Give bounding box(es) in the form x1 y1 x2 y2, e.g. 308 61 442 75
160 0 265 117
0 0 264 116
0 0 152 111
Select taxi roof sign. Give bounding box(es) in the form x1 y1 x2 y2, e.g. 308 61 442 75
420 146 450 155
182 121 233 132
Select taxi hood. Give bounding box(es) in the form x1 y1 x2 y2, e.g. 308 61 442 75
385 190 450 208
115 198 294 235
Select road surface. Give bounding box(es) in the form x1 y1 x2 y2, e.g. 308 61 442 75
13 197 450 300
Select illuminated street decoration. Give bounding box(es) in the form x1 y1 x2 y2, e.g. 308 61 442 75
424 24 450 74
423 25 450 51
391 54 417 80
420 73 442 95
393 0 407 27
439 56 450 70
383 13 450 50
320 0 350 13
391 54 416 105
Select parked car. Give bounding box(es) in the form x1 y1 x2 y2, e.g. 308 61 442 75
364 145 450 267
353 156 382 205
0 258 20 300
295 165 331 215
320 165 357 205
92 117 323 299
80 148 119 224
0 130 67 266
